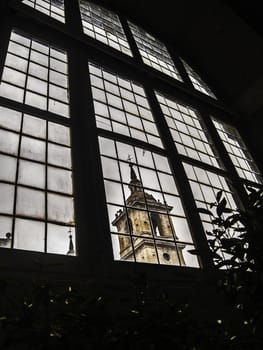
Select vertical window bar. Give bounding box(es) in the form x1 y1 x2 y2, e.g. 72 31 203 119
118 16 142 62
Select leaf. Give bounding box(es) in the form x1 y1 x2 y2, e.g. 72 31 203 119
131 309 140 314
205 231 215 237
207 239 216 249
216 190 223 203
222 208 233 214
187 249 199 255
220 238 241 249
197 207 213 216
216 197 227 217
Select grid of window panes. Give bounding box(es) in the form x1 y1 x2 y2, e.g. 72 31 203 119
22 0 65 23
184 162 241 261
99 136 199 267
182 60 216 98
0 105 75 255
183 162 238 261
79 0 132 56
0 31 69 118
129 22 182 81
89 63 163 148
156 92 220 167
212 118 263 184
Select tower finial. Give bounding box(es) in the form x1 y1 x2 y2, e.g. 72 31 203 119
67 228 75 256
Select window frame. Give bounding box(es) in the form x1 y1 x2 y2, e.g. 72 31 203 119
0 0 262 282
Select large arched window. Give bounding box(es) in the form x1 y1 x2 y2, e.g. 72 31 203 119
0 0 262 278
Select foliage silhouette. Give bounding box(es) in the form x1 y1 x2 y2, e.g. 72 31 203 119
0 187 263 349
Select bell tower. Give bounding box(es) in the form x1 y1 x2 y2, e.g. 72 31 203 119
112 164 185 265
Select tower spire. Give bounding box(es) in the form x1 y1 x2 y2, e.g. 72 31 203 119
128 163 142 193
129 163 138 180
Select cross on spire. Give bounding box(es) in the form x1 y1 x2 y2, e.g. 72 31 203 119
127 154 133 162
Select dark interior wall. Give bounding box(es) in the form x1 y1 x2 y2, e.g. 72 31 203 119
95 0 263 171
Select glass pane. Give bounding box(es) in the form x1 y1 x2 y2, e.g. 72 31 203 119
170 216 193 243
23 114 46 138
18 160 45 188
2 67 26 87
0 155 17 182
48 193 74 223
0 82 24 102
0 184 14 214
48 122 70 145
47 223 75 255
29 62 48 80
6 53 28 73
25 91 47 110
131 238 158 264
156 242 182 266
48 99 69 117
111 234 135 261
0 216 12 249
47 167 72 194
101 157 121 181
183 244 200 267
104 180 124 205
14 218 45 252
0 129 19 155
48 143 71 168
16 187 45 218
27 76 47 95
20 136 46 161
0 106 22 131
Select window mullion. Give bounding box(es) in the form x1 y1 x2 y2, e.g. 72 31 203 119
144 85 214 269
67 48 113 267
0 14 12 81
118 15 142 63
167 46 193 88
64 0 83 34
